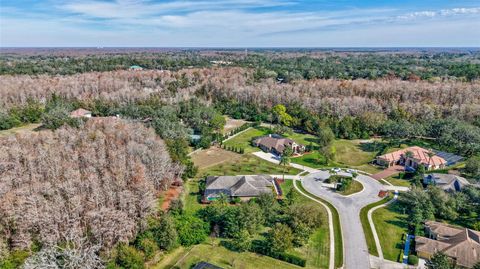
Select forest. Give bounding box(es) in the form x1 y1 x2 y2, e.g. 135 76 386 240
0 50 480 268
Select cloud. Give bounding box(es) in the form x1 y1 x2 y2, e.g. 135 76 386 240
1 0 479 47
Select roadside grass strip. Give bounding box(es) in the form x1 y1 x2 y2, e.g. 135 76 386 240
359 195 393 256
296 181 343 269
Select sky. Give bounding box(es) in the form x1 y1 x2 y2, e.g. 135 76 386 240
1 0 479 47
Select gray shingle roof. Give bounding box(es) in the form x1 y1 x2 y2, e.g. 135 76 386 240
205 175 273 198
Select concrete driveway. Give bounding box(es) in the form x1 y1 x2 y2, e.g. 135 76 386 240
302 171 385 269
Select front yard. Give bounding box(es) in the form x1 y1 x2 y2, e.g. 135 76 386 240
372 202 409 262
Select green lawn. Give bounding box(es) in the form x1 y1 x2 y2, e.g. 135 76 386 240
338 180 363 196
183 179 205 214
333 139 378 167
223 127 270 153
163 238 306 269
359 196 393 257
297 182 343 269
283 132 319 149
384 175 412 187
291 152 329 169
372 202 408 262
198 154 301 177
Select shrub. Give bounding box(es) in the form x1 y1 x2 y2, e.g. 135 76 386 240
116 244 145 269
408 255 419 265
138 238 158 260
175 214 209 246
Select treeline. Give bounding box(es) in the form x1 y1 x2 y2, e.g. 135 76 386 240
246 52 480 81
2 50 480 81
0 52 211 75
0 120 182 267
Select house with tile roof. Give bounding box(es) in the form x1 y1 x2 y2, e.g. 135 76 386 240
204 175 274 201
253 134 305 156
415 221 480 268
424 173 470 192
376 146 447 171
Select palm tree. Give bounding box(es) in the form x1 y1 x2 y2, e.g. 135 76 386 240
280 148 293 180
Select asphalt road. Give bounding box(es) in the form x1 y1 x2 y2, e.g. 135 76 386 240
302 171 385 269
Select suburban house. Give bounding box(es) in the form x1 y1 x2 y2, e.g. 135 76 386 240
424 173 470 192
376 146 447 171
415 221 480 268
204 175 274 201
253 134 305 156
70 108 92 118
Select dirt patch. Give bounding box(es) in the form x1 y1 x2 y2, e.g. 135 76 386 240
191 146 242 170
223 117 247 134
160 186 182 211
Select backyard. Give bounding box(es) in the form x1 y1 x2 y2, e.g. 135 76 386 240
223 126 270 153
372 202 409 262
198 153 301 177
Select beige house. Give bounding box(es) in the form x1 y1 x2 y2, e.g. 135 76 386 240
415 221 480 268
253 134 305 156
376 146 446 171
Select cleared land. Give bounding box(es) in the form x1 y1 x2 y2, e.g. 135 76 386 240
191 147 242 170
198 154 301 177
223 117 248 134
372 202 408 262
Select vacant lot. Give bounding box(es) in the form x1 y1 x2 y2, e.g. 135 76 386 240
191 146 242 170
223 117 248 134
372 202 408 262
198 154 301 177
223 126 270 153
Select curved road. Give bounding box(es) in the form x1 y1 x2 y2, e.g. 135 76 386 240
302 171 384 269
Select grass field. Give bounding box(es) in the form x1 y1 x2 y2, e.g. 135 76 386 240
198 154 301 177
338 179 364 196
191 147 242 170
0 123 41 137
183 179 205 214
372 202 408 262
158 238 306 269
297 182 343 269
290 139 382 173
223 127 270 153
359 196 393 257
384 175 412 187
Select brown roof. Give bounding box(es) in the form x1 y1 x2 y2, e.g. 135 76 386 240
254 136 297 154
378 146 446 167
416 221 480 268
70 108 92 118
